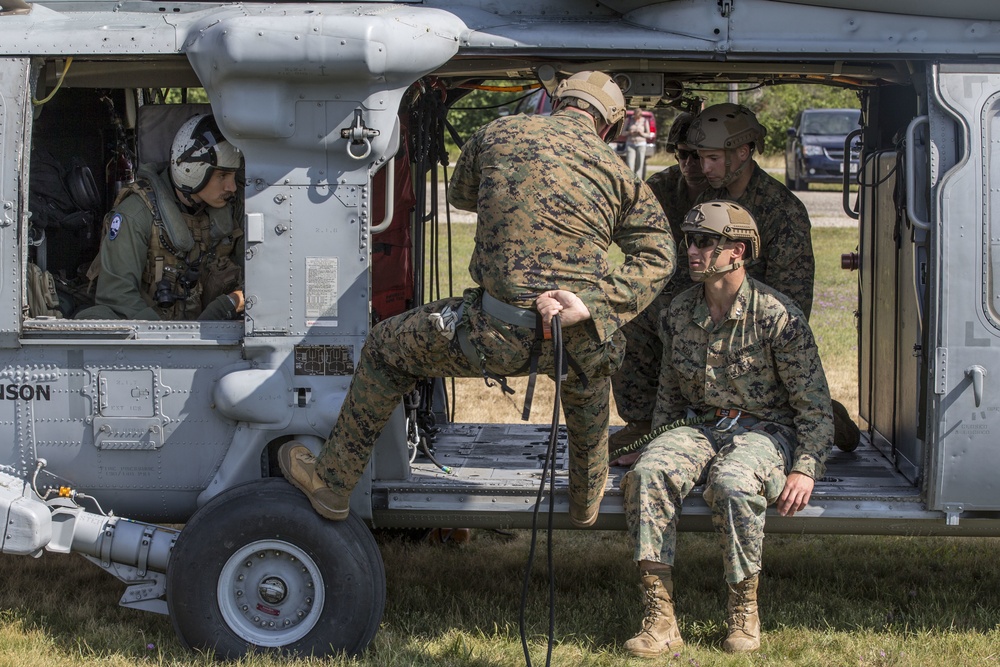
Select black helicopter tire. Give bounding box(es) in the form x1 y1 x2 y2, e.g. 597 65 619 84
167 477 385 659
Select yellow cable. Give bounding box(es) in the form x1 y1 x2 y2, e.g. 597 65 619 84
32 57 72 106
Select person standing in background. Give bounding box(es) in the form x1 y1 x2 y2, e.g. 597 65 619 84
624 107 653 177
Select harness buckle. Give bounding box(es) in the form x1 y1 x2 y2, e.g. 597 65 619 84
714 408 742 432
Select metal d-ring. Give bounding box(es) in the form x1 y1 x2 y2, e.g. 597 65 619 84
346 137 372 160
341 108 379 161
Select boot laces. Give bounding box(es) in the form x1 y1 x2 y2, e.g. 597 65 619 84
295 449 317 465
728 583 751 630
639 582 666 633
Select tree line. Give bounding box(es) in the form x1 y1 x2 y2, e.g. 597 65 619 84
445 81 860 157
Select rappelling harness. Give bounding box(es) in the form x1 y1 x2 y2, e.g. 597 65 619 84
610 407 790 463
453 287 588 421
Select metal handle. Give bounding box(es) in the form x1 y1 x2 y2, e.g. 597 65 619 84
966 365 987 408
370 157 396 235
905 115 931 231
842 128 861 220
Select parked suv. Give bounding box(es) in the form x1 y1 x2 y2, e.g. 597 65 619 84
785 107 860 190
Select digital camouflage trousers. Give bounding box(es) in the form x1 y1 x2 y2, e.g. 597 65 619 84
622 423 795 583
611 289 671 423
316 291 626 512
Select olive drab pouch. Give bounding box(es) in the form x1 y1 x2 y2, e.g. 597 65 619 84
26 262 64 318
200 251 243 309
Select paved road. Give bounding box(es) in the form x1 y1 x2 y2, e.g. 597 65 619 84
795 188 858 228
434 169 857 228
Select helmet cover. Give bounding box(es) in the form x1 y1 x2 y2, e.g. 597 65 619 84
665 112 695 153
553 71 627 142
686 103 766 152
681 200 760 280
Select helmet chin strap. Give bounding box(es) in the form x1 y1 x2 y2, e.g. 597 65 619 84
690 243 745 282
715 148 752 189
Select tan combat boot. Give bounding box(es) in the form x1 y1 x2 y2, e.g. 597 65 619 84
623 567 684 658
609 420 652 457
723 574 760 653
278 442 351 520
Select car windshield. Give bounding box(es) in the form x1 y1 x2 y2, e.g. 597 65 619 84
801 110 860 135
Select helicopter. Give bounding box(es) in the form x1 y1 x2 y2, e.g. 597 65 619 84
1 0 1000 657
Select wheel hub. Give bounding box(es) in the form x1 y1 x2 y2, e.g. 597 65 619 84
258 576 288 605
218 539 325 646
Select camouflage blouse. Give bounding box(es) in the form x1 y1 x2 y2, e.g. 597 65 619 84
654 277 833 478
448 109 676 342
645 164 698 300
697 163 815 318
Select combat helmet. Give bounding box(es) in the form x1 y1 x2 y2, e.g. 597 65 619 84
665 112 695 153
170 114 242 196
686 103 766 153
553 71 627 142
681 200 760 280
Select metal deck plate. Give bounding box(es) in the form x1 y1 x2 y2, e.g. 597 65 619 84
368 423 967 534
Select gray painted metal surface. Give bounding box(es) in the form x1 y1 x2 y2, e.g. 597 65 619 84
1 0 1000 656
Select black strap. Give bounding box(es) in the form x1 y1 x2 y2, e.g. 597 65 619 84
522 312 588 421
521 336 544 421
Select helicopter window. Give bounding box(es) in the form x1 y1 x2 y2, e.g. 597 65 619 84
23 80 244 325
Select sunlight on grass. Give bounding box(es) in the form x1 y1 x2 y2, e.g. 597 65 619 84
3 200 997 667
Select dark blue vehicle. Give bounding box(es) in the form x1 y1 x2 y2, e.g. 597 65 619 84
784 108 861 190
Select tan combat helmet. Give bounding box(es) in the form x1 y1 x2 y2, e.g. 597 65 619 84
553 71 627 142
681 200 760 280
686 103 767 153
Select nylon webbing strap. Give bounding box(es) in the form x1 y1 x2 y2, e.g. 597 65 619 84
457 292 589 420
454 302 481 370
482 291 537 329
455 301 515 396
522 331 543 421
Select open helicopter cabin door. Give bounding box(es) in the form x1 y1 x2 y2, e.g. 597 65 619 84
925 64 1000 515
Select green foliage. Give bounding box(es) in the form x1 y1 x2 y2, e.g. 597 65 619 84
743 83 861 155
443 82 860 159
446 83 541 146
663 82 860 155
160 88 209 104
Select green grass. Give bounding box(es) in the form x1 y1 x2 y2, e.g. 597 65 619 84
2 213 995 666
3 532 1000 666
810 227 860 408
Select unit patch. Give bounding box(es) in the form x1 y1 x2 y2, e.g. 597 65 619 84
108 213 123 240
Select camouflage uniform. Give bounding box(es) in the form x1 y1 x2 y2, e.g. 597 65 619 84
613 165 698 423
622 277 832 583
612 162 816 428
697 163 814 318
317 109 676 512
80 164 242 320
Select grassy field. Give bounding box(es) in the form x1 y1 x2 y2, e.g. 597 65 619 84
3 219 1000 667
